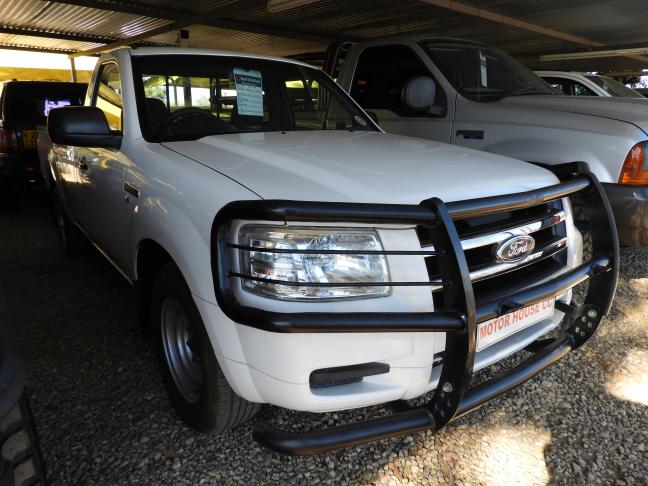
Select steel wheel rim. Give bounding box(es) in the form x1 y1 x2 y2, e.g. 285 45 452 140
161 297 202 404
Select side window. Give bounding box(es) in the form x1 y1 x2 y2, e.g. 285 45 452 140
351 45 447 117
283 72 357 130
94 63 123 131
542 77 568 94
571 80 596 96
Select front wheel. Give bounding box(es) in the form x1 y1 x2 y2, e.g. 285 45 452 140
573 205 593 262
151 263 259 432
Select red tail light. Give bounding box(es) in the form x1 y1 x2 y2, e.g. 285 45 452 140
0 127 18 153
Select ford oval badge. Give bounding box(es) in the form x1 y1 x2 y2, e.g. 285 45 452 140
496 235 535 263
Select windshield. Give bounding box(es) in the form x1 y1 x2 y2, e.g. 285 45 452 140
132 55 375 142
584 75 644 98
422 41 552 101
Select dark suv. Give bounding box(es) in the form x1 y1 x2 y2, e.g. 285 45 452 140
0 81 87 209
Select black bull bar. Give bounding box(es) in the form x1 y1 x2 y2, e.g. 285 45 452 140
210 162 619 455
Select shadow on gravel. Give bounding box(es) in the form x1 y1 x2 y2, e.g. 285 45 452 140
1 190 646 485
537 251 648 485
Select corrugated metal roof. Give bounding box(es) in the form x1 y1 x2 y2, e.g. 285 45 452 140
0 32 101 52
0 0 647 72
0 0 172 41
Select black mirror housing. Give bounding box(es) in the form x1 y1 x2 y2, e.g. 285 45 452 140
48 106 121 148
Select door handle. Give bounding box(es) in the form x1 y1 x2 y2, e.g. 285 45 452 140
124 181 140 198
78 156 88 171
456 130 484 140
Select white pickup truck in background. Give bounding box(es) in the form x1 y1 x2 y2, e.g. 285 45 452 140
535 71 645 99
46 47 617 455
329 36 648 246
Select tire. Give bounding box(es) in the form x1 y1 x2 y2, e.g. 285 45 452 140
573 205 593 262
55 200 86 257
0 395 47 486
151 263 259 432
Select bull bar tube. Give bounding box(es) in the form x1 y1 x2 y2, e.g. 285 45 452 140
210 162 619 455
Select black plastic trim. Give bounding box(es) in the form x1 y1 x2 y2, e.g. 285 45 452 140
603 182 648 246
310 362 390 388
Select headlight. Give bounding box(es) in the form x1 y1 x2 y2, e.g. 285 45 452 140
238 225 391 301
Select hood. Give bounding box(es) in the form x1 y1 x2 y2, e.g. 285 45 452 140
162 131 558 204
501 95 648 134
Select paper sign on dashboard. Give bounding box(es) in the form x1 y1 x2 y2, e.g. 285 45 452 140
233 68 263 117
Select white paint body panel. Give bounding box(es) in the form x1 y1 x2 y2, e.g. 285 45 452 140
336 36 648 184
50 47 582 412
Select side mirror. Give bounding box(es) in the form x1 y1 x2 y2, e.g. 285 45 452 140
402 76 437 113
366 111 379 126
48 106 121 148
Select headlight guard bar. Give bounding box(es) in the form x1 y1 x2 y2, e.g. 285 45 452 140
210 162 618 455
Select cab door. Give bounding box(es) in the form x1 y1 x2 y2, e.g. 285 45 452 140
75 61 134 272
343 43 454 143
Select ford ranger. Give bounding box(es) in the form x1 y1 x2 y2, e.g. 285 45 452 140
47 47 618 455
327 37 648 246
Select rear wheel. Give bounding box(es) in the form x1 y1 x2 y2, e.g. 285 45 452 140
151 263 259 432
55 200 86 257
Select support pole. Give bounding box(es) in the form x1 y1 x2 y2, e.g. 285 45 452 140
70 57 77 82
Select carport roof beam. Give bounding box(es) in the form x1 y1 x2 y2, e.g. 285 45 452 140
419 0 602 47
541 47 648 62
45 0 189 19
0 44 76 54
0 26 116 44
419 0 648 64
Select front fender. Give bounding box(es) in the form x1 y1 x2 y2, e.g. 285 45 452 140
483 136 618 183
130 196 214 303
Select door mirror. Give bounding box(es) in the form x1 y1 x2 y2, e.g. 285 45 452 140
365 111 379 126
402 76 437 113
48 106 121 148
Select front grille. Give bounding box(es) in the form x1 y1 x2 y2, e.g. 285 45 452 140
417 201 568 308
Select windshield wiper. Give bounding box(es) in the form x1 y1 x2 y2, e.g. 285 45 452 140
504 86 553 97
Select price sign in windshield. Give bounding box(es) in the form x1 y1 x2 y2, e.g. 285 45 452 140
233 68 263 117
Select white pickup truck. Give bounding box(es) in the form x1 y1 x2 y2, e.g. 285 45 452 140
47 47 618 455
535 71 645 99
328 36 648 246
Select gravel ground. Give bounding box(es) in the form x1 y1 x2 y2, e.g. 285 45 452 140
1 190 647 485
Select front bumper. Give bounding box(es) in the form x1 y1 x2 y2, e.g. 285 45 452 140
210 162 618 455
604 182 648 246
